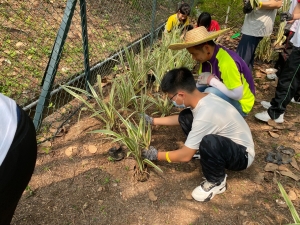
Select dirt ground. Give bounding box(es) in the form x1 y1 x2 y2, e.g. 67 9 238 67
11 38 300 225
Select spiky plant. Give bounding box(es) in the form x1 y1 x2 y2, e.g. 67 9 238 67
61 75 117 130
148 93 174 117
90 110 162 182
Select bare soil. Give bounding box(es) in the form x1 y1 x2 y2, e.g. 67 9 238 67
11 30 300 225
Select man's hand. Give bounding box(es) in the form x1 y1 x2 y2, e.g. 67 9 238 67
280 12 293 21
197 72 212 85
142 146 158 161
243 0 253 14
140 113 154 125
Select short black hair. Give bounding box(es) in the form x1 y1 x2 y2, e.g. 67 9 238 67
178 3 191 16
161 67 196 94
197 12 211 28
194 40 216 50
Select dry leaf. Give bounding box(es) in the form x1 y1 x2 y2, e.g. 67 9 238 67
148 191 157 202
267 120 278 127
290 158 300 171
268 131 280 138
280 170 300 181
264 163 278 172
278 165 290 172
261 125 273 131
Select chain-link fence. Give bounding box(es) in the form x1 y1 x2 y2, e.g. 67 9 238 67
0 0 247 141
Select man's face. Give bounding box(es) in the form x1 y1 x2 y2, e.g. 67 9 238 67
177 12 187 23
187 46 210 63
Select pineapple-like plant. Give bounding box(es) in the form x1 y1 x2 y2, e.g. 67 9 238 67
91 110 162 182
148 93 174 117
61 75 117 130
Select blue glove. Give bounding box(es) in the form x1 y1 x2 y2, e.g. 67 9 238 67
140 113 154 125
142 146 158 161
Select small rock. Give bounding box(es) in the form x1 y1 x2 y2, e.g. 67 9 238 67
288 190 297 201
239 210 248 216
88 145 97 154
112 183 117 187
148 191 157 202
65 146 78 157
98 200 104 205
276 199 287 208
97 186 103 192
15 42 24 48
182 189 193 200
83 202 88 210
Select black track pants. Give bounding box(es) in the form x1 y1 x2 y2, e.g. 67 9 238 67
268 47 300 119
0 106 37 225
178 109 248 183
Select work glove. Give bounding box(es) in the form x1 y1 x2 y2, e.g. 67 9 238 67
243 0 253 14
139 113 154 125
280 12 293 22
197 72 213 85
142 146 158 161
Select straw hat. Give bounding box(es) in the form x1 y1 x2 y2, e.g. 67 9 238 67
168 26 230 50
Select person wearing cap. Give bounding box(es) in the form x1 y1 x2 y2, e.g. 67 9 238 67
141 67 255 202
0 93 37 225
168 26 255 116
236 0 282 70
165 2 191 33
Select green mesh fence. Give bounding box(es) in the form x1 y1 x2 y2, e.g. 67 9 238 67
0 0 249 142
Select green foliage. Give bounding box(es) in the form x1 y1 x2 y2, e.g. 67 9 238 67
148 93 174 117
61 75 117 130
90 110 162 176
278 182 300 224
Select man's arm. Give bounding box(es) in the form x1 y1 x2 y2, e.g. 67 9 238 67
153 115 179 126
157 145 196 162
260 0 282 9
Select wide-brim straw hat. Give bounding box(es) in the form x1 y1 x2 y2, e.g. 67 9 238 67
169 26 230 50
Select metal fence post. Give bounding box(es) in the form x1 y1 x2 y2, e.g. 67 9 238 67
79 0 91 92
33 0 77 130
150 0 157 47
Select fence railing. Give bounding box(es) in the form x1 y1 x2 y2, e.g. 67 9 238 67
1 0 249 141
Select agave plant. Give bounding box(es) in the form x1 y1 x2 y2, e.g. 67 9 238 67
61 75 117 130
149 27 194 92
278 182 300 224
113 74 137 110
90 110 162 181
148 93 174 117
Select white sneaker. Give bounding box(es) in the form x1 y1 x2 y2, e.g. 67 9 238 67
291 98 300 105
192 175 227 202
266 68 278 74
267 73 277 80
255 111 284 123
261 101 271 109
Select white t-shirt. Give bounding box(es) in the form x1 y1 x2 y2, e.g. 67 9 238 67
184 94 255 167
0 93 17 166
291 19 300 47
241 1 277 37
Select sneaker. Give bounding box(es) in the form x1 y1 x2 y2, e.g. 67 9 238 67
261 101 271 109
291 98 300 105
267 73 277 80
193 150 200 159
255 111 284 123
192 175 227 202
